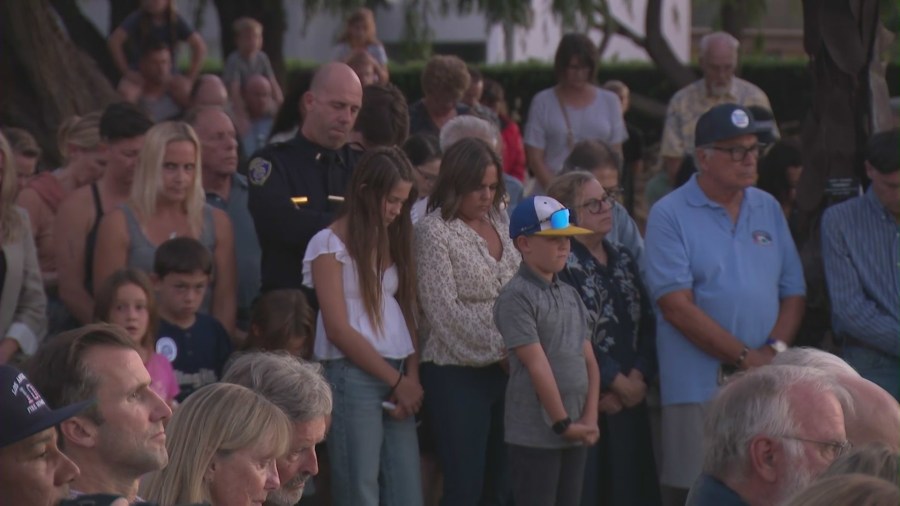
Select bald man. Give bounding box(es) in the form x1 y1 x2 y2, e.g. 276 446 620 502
772 347 900 451
247 62 363 295
237 75 276 157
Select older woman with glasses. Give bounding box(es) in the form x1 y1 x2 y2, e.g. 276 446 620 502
548 171 660 506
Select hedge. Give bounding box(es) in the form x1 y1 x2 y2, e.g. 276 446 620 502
271 60 900 146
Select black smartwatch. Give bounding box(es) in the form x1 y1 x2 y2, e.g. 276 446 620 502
552 417 572 435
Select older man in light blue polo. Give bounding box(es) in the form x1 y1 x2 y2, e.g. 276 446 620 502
642 103 806 506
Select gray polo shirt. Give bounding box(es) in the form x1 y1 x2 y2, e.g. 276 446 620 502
206 173 261 324
493 262 590 449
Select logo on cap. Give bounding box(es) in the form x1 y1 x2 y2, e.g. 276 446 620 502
731 110 750 128
12 373 46 414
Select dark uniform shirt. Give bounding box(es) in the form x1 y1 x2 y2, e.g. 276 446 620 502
247 133 362 295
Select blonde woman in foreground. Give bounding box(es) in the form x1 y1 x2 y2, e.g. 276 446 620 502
140 382 292 505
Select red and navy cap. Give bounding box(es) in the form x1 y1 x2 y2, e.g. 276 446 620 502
0 365 92 448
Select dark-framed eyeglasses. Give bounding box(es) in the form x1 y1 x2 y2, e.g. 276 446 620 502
779 435 852 460
413 165 439 184
707 143 765 162
578 189 620 214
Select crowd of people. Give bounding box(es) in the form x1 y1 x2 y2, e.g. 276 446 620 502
1 2 899 506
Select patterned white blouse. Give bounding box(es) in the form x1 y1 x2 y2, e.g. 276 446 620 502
414 209 521 366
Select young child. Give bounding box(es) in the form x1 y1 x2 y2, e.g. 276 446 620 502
222 17 284 108
493 196 601 506
241 288 314 359
108 0 206 105
153 237 232 402
304 146 423 506
94 268 180 406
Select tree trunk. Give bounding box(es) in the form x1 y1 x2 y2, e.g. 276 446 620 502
643 0 697 88
0 0 118 166
49 0 119 83
211 0 287 86
719 1 747 42
793 0 882 348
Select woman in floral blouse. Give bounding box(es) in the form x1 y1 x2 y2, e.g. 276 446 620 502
548 171 661 506
414 137 520 505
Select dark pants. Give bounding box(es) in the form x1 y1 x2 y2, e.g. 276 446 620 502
508 444 587 506
421 362 510 506
582 402 662 506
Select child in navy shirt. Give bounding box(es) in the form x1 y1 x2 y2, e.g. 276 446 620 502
153 237 231 402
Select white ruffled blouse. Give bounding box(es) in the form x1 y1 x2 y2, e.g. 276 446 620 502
303 228 415 360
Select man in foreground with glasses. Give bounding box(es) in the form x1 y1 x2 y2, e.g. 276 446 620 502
643 103 806 505
689 365 850 505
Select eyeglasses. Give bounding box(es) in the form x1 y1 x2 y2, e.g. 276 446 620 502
578 188 621 214
779 435 852 460
414 165 439 184
707 143 765 162
516 207 571 236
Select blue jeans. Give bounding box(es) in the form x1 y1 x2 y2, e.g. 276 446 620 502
421 362 511 506
844 345 900 401
323 358 423 506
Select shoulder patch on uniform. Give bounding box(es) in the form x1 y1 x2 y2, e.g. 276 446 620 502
248 157 272 186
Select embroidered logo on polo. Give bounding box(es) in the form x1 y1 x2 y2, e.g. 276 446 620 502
731 110 750 128
156 337 178 362
248 157 272 186
752 230 773 246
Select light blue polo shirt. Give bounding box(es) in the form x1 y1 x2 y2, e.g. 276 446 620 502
642 174 805 405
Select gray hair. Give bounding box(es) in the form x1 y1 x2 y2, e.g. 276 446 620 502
699 31 740 58
703 365 849 482
440 115 500 152
772 347 860 378
221 351 332 422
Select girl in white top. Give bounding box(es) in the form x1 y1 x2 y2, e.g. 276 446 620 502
302 146 424 506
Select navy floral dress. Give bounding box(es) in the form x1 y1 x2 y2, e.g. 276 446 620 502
559 238 661 506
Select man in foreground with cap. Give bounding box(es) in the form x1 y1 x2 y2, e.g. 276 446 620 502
642 103 806 505
0 364 85 505
493 196 600 506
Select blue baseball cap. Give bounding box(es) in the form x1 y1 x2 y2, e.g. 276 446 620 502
694 103 772 148
509 196 593 239
0 365 92 448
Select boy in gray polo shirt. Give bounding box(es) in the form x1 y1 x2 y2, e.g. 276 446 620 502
494 196 601 506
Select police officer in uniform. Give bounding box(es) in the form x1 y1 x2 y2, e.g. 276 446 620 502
248 63 364 296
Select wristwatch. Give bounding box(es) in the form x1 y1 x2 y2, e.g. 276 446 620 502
765 338 788 354
552 417 572 435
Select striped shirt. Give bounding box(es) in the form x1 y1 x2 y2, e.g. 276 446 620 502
821 187 900 357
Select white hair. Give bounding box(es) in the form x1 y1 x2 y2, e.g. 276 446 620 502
772 347 860 378
699 31 740 58
439 115 500 152
703 365 850 482
221 351 332 423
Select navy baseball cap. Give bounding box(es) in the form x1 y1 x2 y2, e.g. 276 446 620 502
694 103 772 148
0 365 92 448
509 196 593 239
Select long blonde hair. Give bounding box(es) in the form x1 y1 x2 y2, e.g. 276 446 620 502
0 132 23 243
140 383 292 504
130 121 206 237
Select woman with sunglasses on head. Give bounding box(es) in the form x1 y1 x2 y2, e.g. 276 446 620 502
548 171 661 506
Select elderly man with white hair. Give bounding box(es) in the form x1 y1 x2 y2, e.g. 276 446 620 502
659 31 777 190
688 365 851 506
222 352 333 505
772 347 900 451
